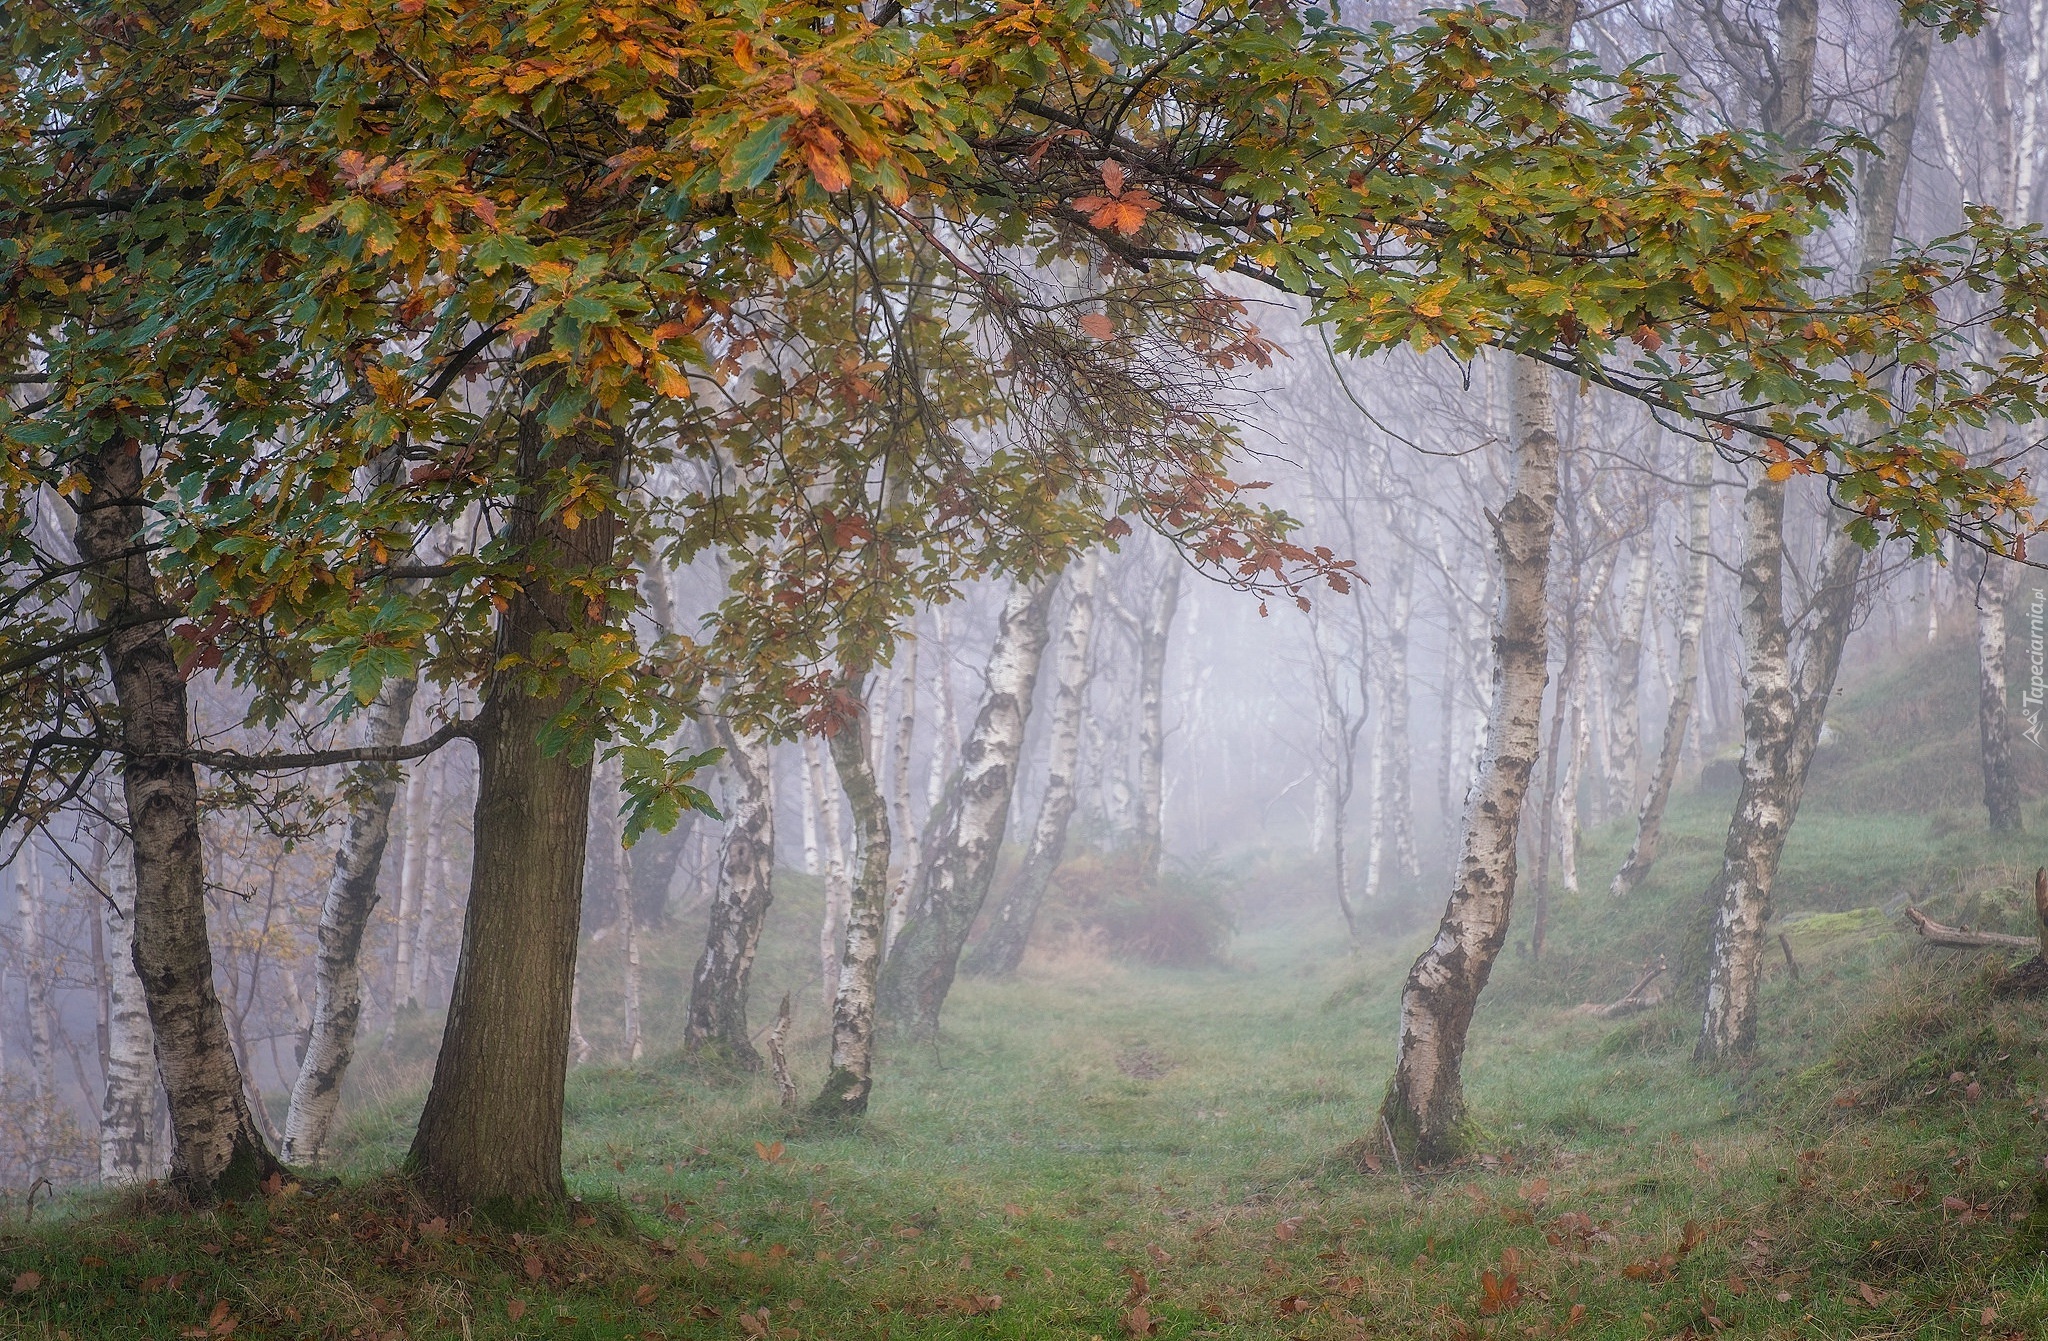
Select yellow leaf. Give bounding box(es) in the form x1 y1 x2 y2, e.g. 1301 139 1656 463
1764 460 1794 483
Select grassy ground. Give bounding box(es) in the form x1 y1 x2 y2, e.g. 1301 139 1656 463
9 635 2048 1340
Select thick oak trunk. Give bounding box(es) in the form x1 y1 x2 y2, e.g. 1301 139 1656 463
684 723 776 1066
281 676 419 1167
406 398 620 1216
1379 356 1562 1165
73 437 283 1202
967 556 1099 977
881 579 1055 1035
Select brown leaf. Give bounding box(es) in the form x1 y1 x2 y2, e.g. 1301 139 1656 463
1078 312 1115 341
1146 1243 1171 1266
1857 1282 1886 1308
634 1283 659 1307
1273 1215 1304 1242
1122 1304 1158 1338
523 1254 545 1280
506 1298 527 1322
11 1272 39 1295
1100 160 1127 195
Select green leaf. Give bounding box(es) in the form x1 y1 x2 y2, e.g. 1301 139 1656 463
722 117 796 192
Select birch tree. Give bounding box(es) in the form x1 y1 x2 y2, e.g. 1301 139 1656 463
1380 352 1566 1164
684 725 777 1066
881 578 1056 1037
967 554 1100 976
281 675 419 1167
1697 7 1932 1064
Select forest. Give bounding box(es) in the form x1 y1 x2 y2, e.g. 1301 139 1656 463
7 0 2048 1335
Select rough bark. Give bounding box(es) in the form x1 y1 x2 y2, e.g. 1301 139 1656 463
281 675 420 1168
1134 562 1182 877
968 554 1099 976
1611 442 1713 897
98 806 162 1184
1976 553 2022 834
812 674 892 1119
1696 13 1927 1064
1379 355 1563 1165
881 579 1056 1037
683 723 776 1066
73 434 282 1202
406 392 621 1217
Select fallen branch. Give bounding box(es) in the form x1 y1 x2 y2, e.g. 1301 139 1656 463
1902 906 2036 951
1578 955 1667 1019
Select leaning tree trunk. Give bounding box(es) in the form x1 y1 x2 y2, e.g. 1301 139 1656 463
967 556 1100 977
1378 355 1563 1165
1695 475 1798 1063
812 673 893 1118
73 434 283 1203
406 395 621 1216
281 675 419 1167
881 579 1056 1035
1976 552 2022 834
1134 562 1182 877
1611 440 1712 898
99 799 162 1184
684 723 776 1067
1696 12 1926 1065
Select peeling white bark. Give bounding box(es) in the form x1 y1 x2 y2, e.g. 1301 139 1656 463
281 675 419 1168
1381 356 1562 1163
882 579 1056 1036
1612 443 1713 898
99 807 162 1184
968 555 1100 976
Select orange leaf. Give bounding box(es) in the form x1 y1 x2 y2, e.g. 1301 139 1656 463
1079 313 1115 340
1100 159 1126 194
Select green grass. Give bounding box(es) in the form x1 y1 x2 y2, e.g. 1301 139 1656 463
9 633 2048 1339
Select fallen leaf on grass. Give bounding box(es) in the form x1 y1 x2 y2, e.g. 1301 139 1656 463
1122 1303 1159 1337
11 1272 39 1294
1857 1282 1886 1308
1274 1216 1305 1242
1478 1267 1523 1316
633 1282 658 1307
506 1298 527 1322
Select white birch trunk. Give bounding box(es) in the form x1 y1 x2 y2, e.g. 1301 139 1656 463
967 555 1100 975
684 725 776 1066
1135 563 1183 877
881 579 1056 1037
814 673 892 1117
99 810 162 1184
19 846 56 1179
1608 542 1654 816
1612 442 1713 897
282 676 420 1166
1380 356 1563 1163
